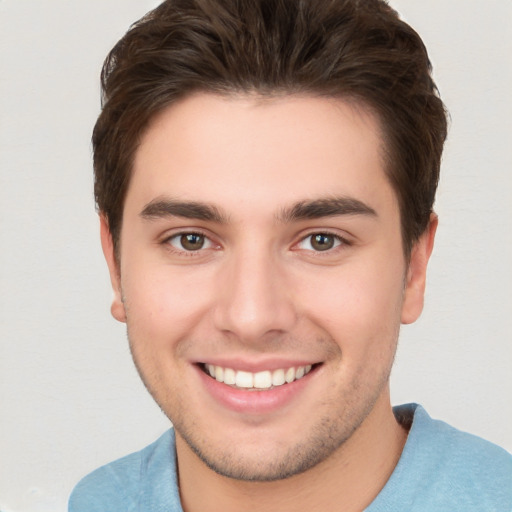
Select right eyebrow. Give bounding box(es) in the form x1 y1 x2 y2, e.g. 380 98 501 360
140 197 228 223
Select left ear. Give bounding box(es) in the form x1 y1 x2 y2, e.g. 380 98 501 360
401 213 438 324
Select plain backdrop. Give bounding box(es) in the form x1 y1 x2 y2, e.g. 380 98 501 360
1 1 511 511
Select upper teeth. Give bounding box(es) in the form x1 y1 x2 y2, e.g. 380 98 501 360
205 364 313 389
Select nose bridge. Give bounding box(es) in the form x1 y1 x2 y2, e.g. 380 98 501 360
213 241 296 340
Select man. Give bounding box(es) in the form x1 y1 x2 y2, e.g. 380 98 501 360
69 0 512 510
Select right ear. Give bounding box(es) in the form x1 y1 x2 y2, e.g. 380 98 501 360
100 215 126 323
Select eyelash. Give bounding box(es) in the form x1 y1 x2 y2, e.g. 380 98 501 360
162 230 215 256
295 231 351 254
161 230 351 256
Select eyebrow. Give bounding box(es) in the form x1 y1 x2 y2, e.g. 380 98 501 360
277 197 377 222
139 195 377 224
140 198 228 223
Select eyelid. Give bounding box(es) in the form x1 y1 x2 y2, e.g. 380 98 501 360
294 230 352 252
161 228 220 254
169 233 213 250
159 227 352 256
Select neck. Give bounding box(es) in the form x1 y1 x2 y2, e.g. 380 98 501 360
176 391 407 512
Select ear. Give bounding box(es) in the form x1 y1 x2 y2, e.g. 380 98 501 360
100 215 126 323
401 213 438 324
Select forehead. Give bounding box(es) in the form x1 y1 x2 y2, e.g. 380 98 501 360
127 93 396 219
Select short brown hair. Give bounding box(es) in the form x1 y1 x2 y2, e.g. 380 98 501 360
93 0 447 256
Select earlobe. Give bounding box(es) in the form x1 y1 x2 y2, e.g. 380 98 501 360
99 215 127 323
401 214 438 325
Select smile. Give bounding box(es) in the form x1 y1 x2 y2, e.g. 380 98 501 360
202 363 314 390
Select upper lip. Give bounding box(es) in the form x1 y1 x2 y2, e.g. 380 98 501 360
195 357 321 373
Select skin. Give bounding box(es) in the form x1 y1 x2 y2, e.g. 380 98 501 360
101 93 437 511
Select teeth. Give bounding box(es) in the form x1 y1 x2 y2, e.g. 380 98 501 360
235 370 253 388
272 369 285 386
204 364 314 389
223 367 236 385
253 371 272 389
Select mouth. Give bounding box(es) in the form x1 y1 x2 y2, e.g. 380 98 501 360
200 362 319 391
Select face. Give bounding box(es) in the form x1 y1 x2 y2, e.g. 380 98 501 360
102 93 434 481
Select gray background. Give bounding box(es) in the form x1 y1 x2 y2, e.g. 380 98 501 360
1 1 511 510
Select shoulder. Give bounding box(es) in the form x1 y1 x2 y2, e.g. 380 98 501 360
372 404 512 512
68 429 176 512
405 404 512 482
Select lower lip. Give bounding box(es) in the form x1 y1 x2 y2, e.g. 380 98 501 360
195 365 317 415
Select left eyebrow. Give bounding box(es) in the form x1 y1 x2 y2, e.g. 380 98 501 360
277 197 377 223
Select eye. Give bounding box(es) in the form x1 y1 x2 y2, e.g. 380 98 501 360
167 232 213 252
297 233 343 252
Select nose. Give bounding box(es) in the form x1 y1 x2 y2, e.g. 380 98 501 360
213 247 297 342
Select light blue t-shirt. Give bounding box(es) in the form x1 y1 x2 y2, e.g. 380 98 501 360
69 404 512 511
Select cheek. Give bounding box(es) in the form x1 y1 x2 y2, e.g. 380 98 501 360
121 262 215 348
298 258 405 348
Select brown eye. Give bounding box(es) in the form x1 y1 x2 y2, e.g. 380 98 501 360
168 232 212 252
180 233 205 251
310 234 335 251
297 233 343 252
